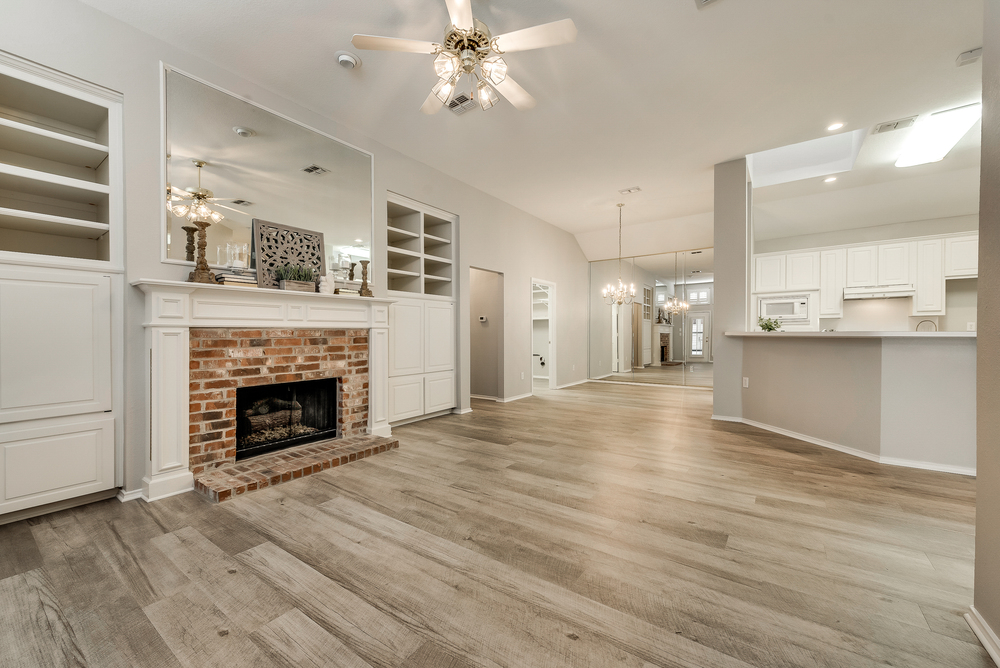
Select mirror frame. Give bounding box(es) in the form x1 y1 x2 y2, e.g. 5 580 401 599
158 64 375 270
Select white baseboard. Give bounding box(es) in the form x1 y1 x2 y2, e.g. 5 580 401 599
592 373 613 380
589 379 711 391
532 375 548 380
390 408 454 427
117 488 143 503
556 379 589 389
452 407 472 415
736 417 975 476
501 392 533 403
470 394 499 402
966 606 1000 667
711 415 744 423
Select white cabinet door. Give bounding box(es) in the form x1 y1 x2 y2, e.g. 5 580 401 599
846 246 878 287
945 235 979 278
424 302 455 373
914 238 945 314
0 268 112 424
424 372 456 413
0 414 114 515
388 301 423 377
878 243 911 286
754 255 785 293
819 249 846 318
786 252 821 291
388 376 423 422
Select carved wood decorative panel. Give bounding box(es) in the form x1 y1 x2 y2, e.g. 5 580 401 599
252 219 326 289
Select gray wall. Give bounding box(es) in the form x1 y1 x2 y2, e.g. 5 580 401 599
470 268 504 398
712 159 751 418
943 278 979 332
976 0 1000 633
4 0 592 492
742 338 883 456
754 214 979 254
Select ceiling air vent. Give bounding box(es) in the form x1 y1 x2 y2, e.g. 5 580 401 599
874 117 916 134
231 199 253 206
694 0 722 7
957 48 983 67
448 93 477 115
301 164 330 175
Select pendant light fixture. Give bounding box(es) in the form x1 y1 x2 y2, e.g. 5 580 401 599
602 203 636 306
664 252 689 316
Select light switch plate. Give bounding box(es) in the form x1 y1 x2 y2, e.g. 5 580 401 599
968 322 977 331
743 377 750 388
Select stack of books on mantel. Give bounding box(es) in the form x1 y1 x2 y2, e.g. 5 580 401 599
215 270 257 287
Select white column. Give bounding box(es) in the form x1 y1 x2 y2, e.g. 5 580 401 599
370 303 391 437
143 325 195 501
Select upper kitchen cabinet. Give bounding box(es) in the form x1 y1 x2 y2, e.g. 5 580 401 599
785 251 820 291
819 249 846 318
754 255 785 293
913 238 945 315
846 246 878 287
877 242 911 286
944 235 978 278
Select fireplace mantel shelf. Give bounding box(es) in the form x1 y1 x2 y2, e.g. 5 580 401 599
134 278 392 503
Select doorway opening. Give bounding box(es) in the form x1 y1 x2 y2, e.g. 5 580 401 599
470 268 504 401
531 279 557 393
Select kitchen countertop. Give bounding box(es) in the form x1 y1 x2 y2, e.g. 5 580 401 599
725 331 976 339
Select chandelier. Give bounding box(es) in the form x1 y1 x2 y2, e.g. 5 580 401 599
664 252 689 315
602 203 635 306
168 160 225 224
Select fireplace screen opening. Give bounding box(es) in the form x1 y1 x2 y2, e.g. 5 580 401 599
236 378 339 460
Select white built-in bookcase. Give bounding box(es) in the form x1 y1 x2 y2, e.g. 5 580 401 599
386 193 455 298
0 51 124 518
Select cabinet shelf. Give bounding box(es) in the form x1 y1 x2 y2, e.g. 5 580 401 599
423 274 451 282
387 246 421 258
387 225 419 241
424 256 452 266
0 117 108 169
0 163 108 204
387 267 420 278
424 233 450 244
0 206 108 239
386 193 456 297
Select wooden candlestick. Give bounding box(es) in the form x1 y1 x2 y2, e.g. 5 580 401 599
187 220 216 284
181 225 197 263
359 260 373 297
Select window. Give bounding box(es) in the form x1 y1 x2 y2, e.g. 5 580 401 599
687 285 713 305
643 287 652 320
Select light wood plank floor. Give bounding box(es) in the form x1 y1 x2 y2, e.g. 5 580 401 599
0 382 989 667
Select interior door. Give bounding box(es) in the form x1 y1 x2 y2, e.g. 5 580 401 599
632 302 642 372
687 311 712 362
642 286 652 366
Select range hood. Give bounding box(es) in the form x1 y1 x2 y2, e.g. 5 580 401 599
843 284 915 300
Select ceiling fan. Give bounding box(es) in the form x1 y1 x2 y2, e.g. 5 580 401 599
167 159 245 223
351 0 577 114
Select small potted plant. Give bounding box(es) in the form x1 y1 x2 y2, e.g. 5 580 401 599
758 316 782 332
273 263 317 293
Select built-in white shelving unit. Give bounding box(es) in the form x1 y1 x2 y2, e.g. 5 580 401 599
386 194 455 298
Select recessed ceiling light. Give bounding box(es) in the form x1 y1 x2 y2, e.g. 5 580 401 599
896 103 982 167
824 177 837 183
233 126 256 138
355 238 363 243
827 123 844 131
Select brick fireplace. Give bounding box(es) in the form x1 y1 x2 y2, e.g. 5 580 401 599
189 328 370 475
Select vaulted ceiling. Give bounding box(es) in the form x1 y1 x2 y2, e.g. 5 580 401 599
80 0 984 238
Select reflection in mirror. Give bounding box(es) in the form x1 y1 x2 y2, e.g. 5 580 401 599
164 70 373 278
589 251 713 387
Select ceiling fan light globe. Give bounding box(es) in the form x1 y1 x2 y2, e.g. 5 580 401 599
481 56 507 85
171 204 190 218
432 76 458 104
433 52 459 79
477 80 499 110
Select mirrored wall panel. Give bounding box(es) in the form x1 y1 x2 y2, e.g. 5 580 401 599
589 250 713 387
164 70 373 271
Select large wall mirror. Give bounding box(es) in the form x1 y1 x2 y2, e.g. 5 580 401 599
164 69 373 273
589 250 714 388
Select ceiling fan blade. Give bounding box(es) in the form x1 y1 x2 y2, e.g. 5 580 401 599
444 0 474 30
420 91 445 115
493 19 577 53
212 203 251 215
495 76 536 111
351 34 437 53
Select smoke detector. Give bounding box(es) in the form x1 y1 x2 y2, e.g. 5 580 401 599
694 0 723 7
336 51 361 69
233 126 256 138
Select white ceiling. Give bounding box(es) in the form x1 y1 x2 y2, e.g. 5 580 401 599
78 0 984 238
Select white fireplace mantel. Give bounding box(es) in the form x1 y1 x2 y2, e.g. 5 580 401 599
132 279 394 502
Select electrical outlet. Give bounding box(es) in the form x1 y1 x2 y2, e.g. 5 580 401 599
968 322 977 332
742 377 749 388
521 371 525 380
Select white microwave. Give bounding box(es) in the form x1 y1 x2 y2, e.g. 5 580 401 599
758 294 811 323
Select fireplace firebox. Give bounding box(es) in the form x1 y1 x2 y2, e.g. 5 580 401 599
235 378 339 460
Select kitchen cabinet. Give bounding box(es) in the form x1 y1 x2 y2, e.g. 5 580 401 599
877 242 911 286
819 249 846 317
786 252 821 291
913 238 945 315
945 235 978 278
388 297 455 423
846 246 878 287
754 255 785 293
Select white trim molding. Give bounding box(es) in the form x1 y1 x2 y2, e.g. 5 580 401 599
117 488 143 503
718 416 977 476
966 606 1000 667
501 392 533 403
451 407 473 415
556 379 590 390
133 279 395 501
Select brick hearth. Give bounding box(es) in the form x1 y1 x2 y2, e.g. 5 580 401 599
188 328 370 475
194 434 398 502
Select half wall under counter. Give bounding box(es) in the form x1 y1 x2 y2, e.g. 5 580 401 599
721 331 976 475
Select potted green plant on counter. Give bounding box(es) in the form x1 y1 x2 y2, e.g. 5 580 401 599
758 316 782 332
273 263 317 293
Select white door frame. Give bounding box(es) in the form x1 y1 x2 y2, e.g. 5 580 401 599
530 278 557 390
